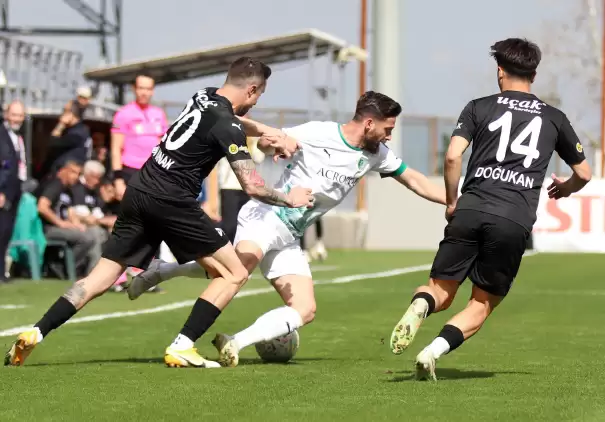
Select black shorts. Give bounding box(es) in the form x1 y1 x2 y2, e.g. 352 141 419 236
102 187 229 268
430 209 530 297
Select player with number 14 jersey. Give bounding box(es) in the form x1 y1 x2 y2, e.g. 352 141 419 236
389 38 591 382
453 89 585 231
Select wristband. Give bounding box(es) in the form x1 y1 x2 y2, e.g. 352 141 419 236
113 170 125 180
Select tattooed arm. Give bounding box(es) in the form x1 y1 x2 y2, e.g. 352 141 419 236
230 159 293 207
215 121 313 208
230 160 313 208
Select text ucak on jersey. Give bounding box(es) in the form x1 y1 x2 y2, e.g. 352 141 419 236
496 96 546 115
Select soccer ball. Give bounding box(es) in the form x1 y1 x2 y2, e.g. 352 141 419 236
255 330 300 363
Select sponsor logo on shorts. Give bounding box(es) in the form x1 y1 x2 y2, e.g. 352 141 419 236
576 142 583 153
215 228 225 237
228 144 239 154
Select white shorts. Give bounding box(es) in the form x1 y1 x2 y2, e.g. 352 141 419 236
234 200 312 281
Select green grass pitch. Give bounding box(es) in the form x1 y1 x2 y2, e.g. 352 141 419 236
0 251 603 421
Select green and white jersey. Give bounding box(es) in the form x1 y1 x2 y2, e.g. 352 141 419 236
268 121 407 237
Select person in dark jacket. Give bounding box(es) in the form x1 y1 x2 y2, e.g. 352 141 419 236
0 100 26 281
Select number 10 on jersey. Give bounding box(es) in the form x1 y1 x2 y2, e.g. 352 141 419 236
489 111 541 168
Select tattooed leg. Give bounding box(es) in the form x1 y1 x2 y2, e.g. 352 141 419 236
62 282 88 309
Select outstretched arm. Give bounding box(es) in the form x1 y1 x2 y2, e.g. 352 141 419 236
392 167 446 205
215 121 312 208
230 159 313 208
237 116 300 159
237 116 277 138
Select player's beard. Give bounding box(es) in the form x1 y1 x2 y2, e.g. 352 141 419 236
362 139 381 154
235 105 251 116
9 123 21 132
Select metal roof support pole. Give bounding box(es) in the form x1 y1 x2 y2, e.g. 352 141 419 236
326 45 334 121
114 0 124 104
307 38 317 122
338 60 346 122
0 38 8 106
23 43 33 108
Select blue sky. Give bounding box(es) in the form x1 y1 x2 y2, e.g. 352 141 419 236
8 0 596 175
10 0 577 117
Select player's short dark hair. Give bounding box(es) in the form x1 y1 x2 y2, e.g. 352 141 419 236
353 91 402 121
62 159 83 169
225 57 272 87
100 177 113 187
490 38 541 81
132 73 155 87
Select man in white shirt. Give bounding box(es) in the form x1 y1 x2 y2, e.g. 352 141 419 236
128 91 446 367
0 100 26 281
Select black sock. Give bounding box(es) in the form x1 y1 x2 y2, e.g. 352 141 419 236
34 297 78 337
437 324 465 352
412 292 436 316
179 298 221 342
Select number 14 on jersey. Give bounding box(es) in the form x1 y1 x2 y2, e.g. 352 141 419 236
489 111 541 168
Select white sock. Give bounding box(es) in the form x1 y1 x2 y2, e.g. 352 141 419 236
426 336 450 360
232 306 304 351
170 333 194 351
33 327 43 342
159 261 206 282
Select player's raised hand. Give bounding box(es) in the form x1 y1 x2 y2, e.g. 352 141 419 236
286 186 315 208
547 173 571 199
259 132 301 161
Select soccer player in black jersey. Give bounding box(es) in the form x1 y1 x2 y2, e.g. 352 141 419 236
5 57 314 367
389 38 592 380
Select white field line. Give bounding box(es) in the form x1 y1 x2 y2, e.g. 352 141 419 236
248 264 340 279
0 264 431 337
0 305 28 310
0 251 539 338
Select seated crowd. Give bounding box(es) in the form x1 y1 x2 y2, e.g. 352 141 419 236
34 159 120 279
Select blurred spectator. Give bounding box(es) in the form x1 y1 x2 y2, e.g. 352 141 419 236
301 220 328 263
71 161 114 259
91 132 108 166
111 73 167 200
64 86 92 121
37 160 96 276
98 178 120 224
0 100 26 281
42 109 92 177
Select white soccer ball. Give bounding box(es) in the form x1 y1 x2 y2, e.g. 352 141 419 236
255 330 300 363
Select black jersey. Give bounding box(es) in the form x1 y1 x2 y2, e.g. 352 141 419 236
452 90 586 231
129 87 250 200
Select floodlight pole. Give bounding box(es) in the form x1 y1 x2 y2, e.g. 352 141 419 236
356 0 368 212
601 0 605 177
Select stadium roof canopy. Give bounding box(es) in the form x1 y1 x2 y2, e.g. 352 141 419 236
83 29 367 85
